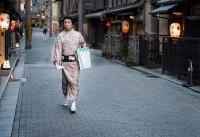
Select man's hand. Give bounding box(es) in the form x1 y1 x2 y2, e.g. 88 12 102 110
69 56 75 60
79 38 85 47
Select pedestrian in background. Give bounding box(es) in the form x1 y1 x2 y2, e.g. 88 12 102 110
42 27 47 41
51 16 85 113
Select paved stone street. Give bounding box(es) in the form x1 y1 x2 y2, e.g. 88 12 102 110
11 29 200 137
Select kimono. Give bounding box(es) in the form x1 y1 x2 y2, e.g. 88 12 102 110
51 29 85 101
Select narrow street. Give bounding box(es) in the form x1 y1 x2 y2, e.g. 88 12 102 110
11 29 200 137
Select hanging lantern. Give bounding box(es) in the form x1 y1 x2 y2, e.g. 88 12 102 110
10 20 15 32
170 23 181 37
10 25 15 32
106 20 110 28
0 13 10 30
122 20 129 33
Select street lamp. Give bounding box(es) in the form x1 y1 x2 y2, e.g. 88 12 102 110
0 13 11 70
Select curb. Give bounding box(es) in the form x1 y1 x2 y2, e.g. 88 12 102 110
0 54 20 100
90 50 200 93
113 59 200 93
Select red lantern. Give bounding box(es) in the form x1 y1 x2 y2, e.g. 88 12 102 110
10 25 14 32
106 20 110 28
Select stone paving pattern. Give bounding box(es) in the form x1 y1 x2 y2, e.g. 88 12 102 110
11 29 200 137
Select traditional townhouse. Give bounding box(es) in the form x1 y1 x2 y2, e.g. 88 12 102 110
31 6 43 27
85 0 157 64
52 0 62 35
85 0 107 49
63 0 79 29
62 0 91 38
104 0 147 62
150 0 200 85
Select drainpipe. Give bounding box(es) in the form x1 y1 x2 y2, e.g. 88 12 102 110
78 0 83 34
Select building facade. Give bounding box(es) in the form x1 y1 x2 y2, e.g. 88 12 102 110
0 0 21 69
150 0 200 85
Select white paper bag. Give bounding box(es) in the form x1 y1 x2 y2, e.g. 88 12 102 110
77 47 91 70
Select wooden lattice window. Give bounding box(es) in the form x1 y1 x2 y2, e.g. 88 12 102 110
190 3 200 16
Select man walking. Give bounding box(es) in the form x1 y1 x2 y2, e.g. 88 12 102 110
51 16 85 113
42 27 47 41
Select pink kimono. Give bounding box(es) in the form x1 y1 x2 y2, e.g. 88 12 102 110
51 29 85 101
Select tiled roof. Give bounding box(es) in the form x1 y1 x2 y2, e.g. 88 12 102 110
150 4 178 14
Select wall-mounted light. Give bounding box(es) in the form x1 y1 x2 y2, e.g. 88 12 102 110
130 16 135 20
173 12 183 16
170 23 181 37
3 60 10 70
122 20 129 33
16 43 19 48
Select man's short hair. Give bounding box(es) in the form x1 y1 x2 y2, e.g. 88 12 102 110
62 16 76 24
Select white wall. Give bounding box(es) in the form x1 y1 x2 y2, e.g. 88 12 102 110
144 1 157 35
159 14 169 36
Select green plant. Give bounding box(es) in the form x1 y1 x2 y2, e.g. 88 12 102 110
127 44 134 61
107 29 115 37
101 44 107 56
119 41 128 59
101 44 107 52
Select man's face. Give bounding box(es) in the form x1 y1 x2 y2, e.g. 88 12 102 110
64 19 73 31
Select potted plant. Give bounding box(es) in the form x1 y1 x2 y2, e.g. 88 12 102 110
126 44 134 66
101 44 107 57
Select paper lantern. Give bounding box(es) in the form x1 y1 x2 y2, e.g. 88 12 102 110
0 13 10 30
106 20 110 28
10 25 15 32
170 23 181 37
10 20 16 32
122 21 129 33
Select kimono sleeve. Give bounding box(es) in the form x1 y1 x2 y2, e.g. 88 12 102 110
51 34 62 65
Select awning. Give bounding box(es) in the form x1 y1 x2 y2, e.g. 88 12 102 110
85 11 106 18
106 0 144 14
150 4 178 14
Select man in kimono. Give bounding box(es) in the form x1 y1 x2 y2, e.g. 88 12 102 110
51 16 85 112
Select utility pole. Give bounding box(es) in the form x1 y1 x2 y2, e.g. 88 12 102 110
78 0 83 34
25 0 32 49
49 0 52 37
